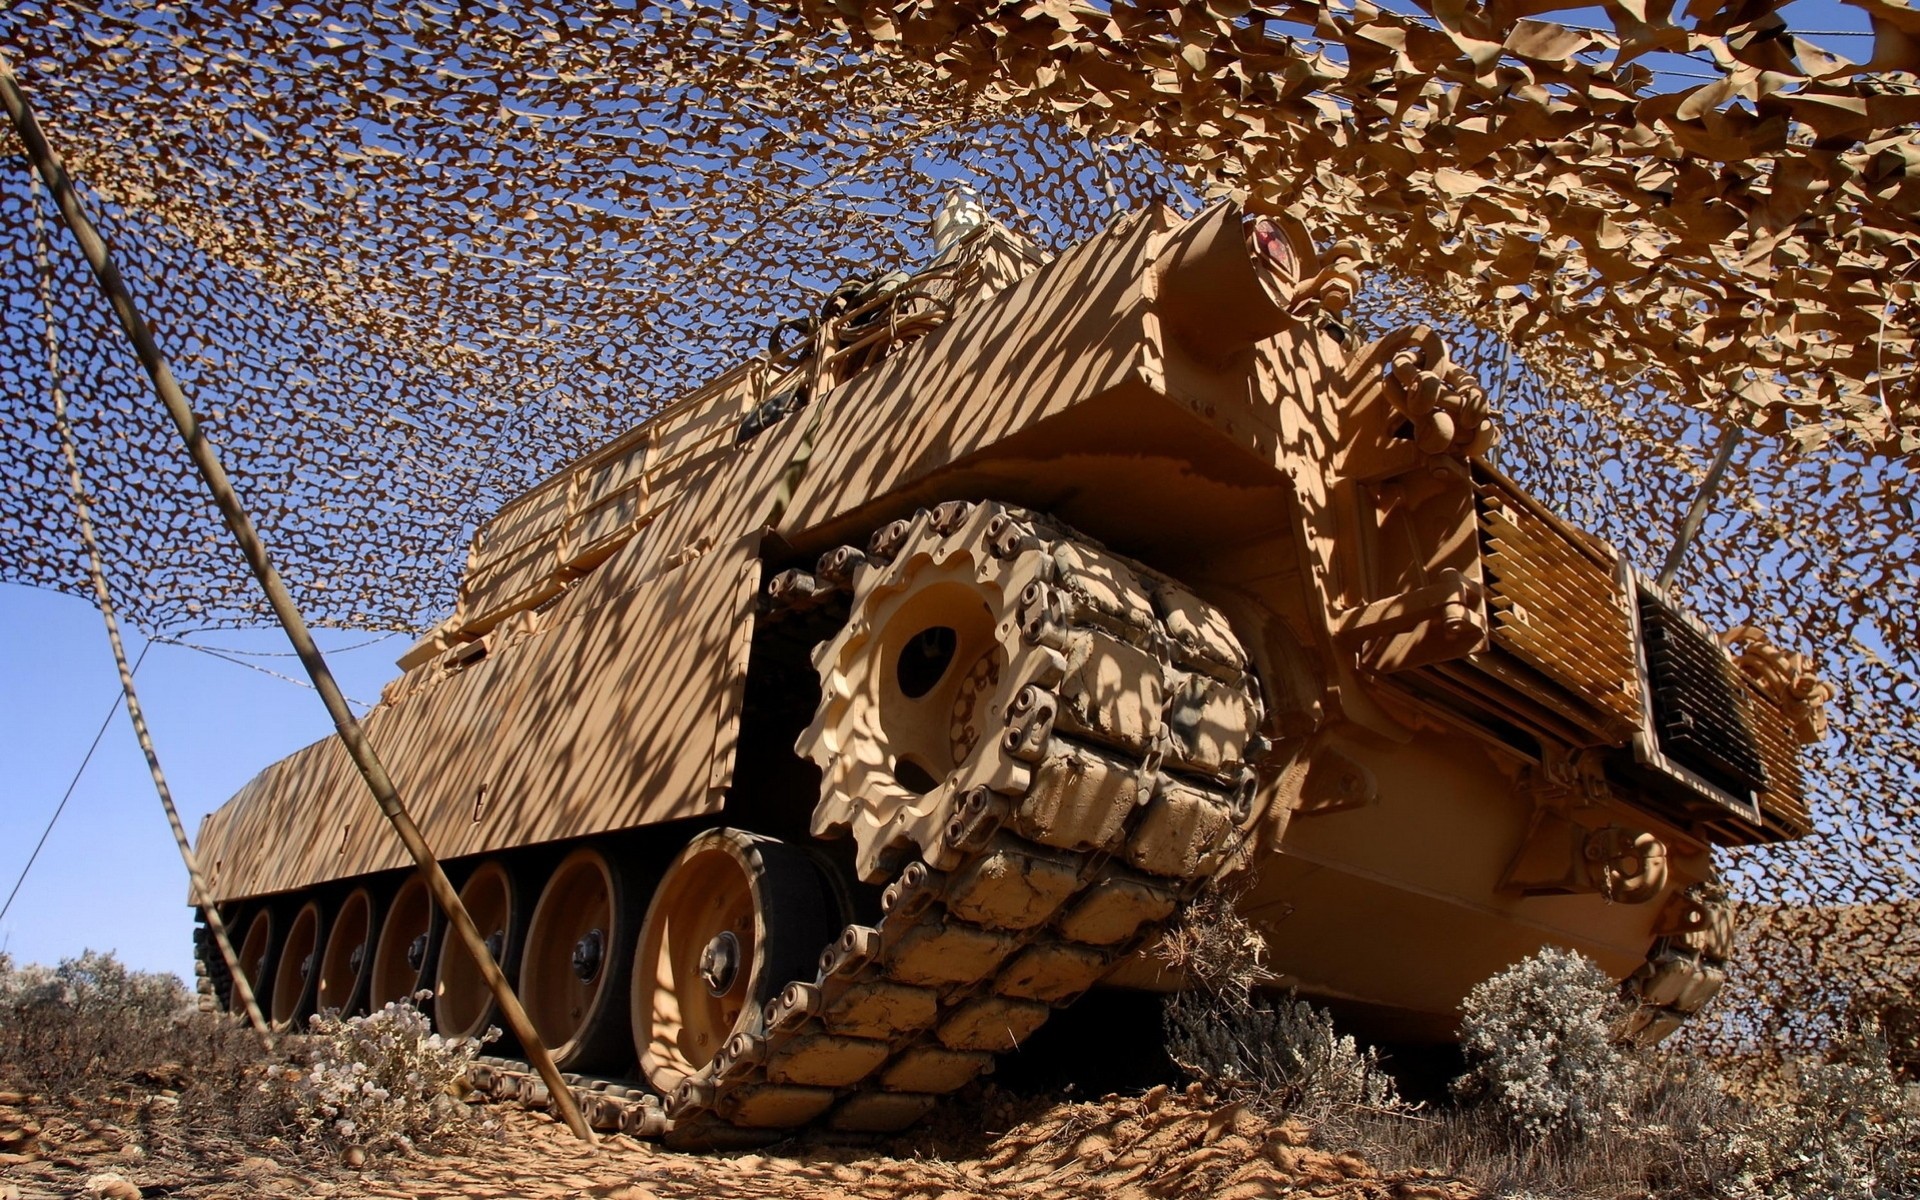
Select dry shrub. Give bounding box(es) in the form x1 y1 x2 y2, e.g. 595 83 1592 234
1452 946 1640 1142
1378 947 1920 1200
0 950 210 1096
1164 991 1406 1144
0 948 274 1170
1 952 490 1167
1160 885 1405 1144
1719 1025 1920 1200
271 1000 493 1156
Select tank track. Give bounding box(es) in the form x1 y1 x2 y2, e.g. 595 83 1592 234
658 501 1267 1145
468 1055 673 1139
192 909 233 1013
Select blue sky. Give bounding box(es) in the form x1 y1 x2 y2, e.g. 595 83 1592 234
0 583 402 981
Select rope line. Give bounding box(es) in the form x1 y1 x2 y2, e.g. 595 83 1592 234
166 629 403 658
0 640 147 927
152 634 379 712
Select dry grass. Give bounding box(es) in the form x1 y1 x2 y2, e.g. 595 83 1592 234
1154 909 1920 1200
1151 882 1274 1000
0 951 488 1174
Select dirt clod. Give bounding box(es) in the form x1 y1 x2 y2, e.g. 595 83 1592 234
80 1172 141 1199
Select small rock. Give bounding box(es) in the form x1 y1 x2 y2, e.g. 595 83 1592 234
81 1173 141 1200
343 1145 367 1169
0 1109 42 1152
2 1182 21 1200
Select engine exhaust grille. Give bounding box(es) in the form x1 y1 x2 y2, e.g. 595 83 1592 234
1637 589 1768 797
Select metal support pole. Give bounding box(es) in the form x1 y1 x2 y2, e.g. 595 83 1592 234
0 55 594 1145
28 176 274 1047
1656 420 1745 593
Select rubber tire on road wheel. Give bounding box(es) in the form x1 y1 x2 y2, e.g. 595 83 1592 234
518 846 643 1074
631 829 844 1098
370 870 442 1012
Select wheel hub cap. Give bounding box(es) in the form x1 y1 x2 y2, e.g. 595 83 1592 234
698 930 740 996
572 928 605 983
407 933 428 972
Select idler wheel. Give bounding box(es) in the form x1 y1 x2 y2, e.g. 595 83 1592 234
316 885 380 1017
519 846 642 1073
233 906 278 1016
369 871 441 1011
270 898 325 1029
632 829 842 1097
433 859 527 1042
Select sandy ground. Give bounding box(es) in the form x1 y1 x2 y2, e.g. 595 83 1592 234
1 1082 1475 1200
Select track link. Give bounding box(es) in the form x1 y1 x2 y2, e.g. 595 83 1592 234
468 1055 673 1140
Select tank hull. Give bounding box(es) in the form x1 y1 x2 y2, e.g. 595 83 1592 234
195 202 1820 1068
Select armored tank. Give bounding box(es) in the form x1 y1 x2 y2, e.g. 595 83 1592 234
191 201 1830 1139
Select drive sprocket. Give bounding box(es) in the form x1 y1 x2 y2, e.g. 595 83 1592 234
799 500 1264 884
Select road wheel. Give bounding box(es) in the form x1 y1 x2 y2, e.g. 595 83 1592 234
433 859 526 1042
270 898 325 1029
316 885 379 1017
519 846 642 1073
233 905 277 1016
631 829 842 1104
370 871 440 1011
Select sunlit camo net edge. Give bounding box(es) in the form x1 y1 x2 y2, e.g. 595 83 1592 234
0 0 1914 1064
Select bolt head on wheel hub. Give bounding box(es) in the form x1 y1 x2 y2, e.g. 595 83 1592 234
571 928 605 983
484 929 506 962
699 930 740 996
406 932 428 972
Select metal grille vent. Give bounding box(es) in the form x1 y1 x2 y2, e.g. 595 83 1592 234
1637 590 1769 796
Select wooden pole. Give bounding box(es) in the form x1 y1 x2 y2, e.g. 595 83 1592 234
27 176 275 1047
0 54 594 1145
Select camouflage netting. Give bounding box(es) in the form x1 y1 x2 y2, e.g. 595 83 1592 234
0 0 1914 1061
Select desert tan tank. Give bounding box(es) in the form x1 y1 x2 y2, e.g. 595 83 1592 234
190 200 1832 1140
